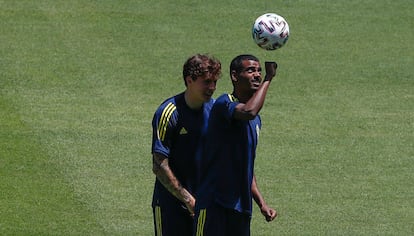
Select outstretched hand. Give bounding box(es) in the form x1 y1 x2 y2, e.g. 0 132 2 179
260 204 278 222
264 61 278 81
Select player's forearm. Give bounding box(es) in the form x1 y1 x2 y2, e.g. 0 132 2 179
156 169 192 203
241 61 277 118
152 154 194 205
245 80 270 113
252 178 278 221
235 81 271 120
253 191 266 209
251 175 266 208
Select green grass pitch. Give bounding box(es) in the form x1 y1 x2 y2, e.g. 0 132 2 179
1 0 413 235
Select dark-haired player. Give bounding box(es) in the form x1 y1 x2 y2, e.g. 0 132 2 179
194 54 277 236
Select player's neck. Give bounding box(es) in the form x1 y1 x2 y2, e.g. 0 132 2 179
184 91 203 110
232 90 253 103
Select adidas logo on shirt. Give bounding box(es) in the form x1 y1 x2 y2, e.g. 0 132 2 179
179 127 188 135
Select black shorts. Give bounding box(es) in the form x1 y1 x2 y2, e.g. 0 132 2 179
194 203 251 236
153 203 193 236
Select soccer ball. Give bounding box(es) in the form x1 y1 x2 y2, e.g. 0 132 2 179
252 13 290 50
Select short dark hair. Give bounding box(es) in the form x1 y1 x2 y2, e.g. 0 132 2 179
229 54 259 77
182 54 221 86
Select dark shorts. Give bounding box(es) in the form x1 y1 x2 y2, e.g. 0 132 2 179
153 203 193 236
194 204 251 236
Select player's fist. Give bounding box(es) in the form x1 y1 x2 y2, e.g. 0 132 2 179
260 205 278 222
264 61 277 81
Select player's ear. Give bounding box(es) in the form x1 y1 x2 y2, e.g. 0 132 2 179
185 75 193 85
230 70 238 82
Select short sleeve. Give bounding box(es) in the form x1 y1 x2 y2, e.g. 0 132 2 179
215 94 239 123
151 102 177 157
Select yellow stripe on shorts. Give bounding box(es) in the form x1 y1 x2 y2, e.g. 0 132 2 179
155 206 163 236
196 209 206 236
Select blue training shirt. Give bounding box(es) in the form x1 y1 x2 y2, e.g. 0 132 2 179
151 92 214 207
196 93 261 215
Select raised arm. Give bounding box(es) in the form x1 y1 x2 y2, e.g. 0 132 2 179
233 61 277 120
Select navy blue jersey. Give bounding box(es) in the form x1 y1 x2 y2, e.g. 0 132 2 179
151 92 214 207
196 93 261 216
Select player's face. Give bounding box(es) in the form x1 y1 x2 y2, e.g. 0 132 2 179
188 74 219 102
237 60 262 92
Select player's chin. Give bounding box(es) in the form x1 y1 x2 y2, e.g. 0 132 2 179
251 82 261 88
251 84 260 91
203 93 213 100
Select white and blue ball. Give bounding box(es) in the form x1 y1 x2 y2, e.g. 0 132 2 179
252 13 290 50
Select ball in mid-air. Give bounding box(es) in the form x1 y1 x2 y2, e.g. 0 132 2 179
252 13 290 50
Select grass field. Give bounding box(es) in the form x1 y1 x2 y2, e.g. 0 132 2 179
1 0 413 235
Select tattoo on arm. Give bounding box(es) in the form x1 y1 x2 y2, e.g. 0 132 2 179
152 153 194 206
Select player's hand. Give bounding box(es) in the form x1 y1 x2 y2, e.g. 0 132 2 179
260 205 278 222
264 61 277 81
183 195 196 218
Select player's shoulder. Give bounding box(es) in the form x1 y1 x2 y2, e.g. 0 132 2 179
213 94 238 107
154 93 184 115
203 98 215 111
215 93 235 102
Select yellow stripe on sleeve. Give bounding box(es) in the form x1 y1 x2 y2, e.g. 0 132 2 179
157 103 176 141
227 94 238 102
227 94 233 102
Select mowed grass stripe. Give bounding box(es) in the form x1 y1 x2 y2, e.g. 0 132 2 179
2 1 147 234
0 97 103 235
